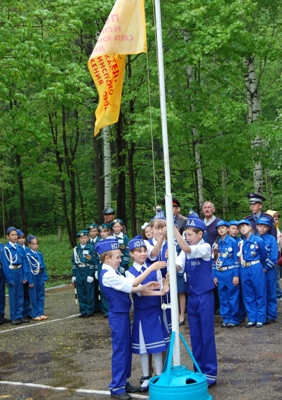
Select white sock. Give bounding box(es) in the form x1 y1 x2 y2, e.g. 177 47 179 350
153 352 163 375
140 353 149 376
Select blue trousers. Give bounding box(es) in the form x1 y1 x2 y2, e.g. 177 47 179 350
265 268 277 320
188 290 217 383
108 312 132 395
241 264 266 323
8 269 24 320
0 266 6 318
29 273 45 318
76 267 95 316
217 270 240 324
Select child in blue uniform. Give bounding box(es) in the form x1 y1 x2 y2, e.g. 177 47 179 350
237 219 267 328
256 217 278 323
87 223 101 313
2 227 29 325
26 235 49 321
213 220 240 327
111 219 130 275
175 217 217 388
229 220 246 323
17 229 32 319
0 242 10 325
126 237 170 393
96 237 166 400
72 230 96 318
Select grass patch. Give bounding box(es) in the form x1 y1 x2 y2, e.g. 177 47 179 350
36 234 73 288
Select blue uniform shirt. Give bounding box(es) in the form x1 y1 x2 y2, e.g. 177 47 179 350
256 232 278 271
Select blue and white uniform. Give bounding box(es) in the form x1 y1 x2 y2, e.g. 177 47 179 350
100 265 134 397
177 239 217 386
213 235 240 325
239 234 267 323
26 248 48 318
0 243 6 320
126 263 169 355
2 242 28 321
256 232 278 321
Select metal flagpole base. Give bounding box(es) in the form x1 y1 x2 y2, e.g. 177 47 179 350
148 332 213 400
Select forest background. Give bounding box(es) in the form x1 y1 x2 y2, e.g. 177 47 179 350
1 0 282 251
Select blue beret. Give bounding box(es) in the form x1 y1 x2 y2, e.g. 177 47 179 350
111 218 124 227
98 223 112 231
87 223 99 230
256 217 271 227
96 237 120 255
128 237 147 251
237 219 251 226
186 217 206 231
6 226 17 235
229 220 238 226
16 229 24 236
216 220 230 228
151 210 166 221
76 230 89 238
27 234 36 243
187 208 199 218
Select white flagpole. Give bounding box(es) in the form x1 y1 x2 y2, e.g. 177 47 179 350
154 0 180 366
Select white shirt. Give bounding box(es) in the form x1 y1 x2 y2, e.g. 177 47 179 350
101 263 134 293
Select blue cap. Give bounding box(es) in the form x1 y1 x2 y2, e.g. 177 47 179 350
128 237 147 251
96 237 120 255
187 208 199 218
229 220 238 226
216 220 230 228
98 223 112 231
237 219 251 226
246 193 266 204
27 234 36 243
151 210 166 221
6 226 17 235
111 218 124 227
256 217 271 227
76 230 89 238
87 223 99 230
186 217 206 231
16 229 24 236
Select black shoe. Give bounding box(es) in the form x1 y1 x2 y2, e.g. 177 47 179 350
179 319 185 326
140 375 152 384
86 313 94 318
214 308 220 315
20 318 30 323
208 380 217 388
25 315 33 319
79 314 87 318
245 322 255 328
221 322 227 327
226 323 236 328
111 393 132 400
11 319 22 325
126 383 139 393
104 314 108 318
0 317 11 324
256 322 263 328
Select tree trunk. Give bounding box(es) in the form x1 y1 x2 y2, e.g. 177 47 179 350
15 153 28 234
116 116 126 224
93 132 104 222
128 142 137 236
244 56 263 193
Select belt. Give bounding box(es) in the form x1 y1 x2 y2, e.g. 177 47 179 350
241 260 260 268
217 265 235 272
9 264 22 270
78 263 91 268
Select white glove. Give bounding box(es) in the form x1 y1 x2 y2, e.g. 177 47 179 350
72 277 76 283
87 276 94 283
95 271 98 280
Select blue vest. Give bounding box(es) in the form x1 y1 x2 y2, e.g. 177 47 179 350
128 266 160 309
99 269 131 313
185 256 214 295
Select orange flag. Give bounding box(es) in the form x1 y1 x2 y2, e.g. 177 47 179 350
88 0 147 136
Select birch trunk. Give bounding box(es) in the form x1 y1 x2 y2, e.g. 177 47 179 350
244 56 263 193
103 126 111 208
186 64 204 210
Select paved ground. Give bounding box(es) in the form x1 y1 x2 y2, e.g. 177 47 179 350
0 285 281 399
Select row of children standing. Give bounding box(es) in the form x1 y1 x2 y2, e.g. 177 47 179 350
0 227 48 325
212 217 278 328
